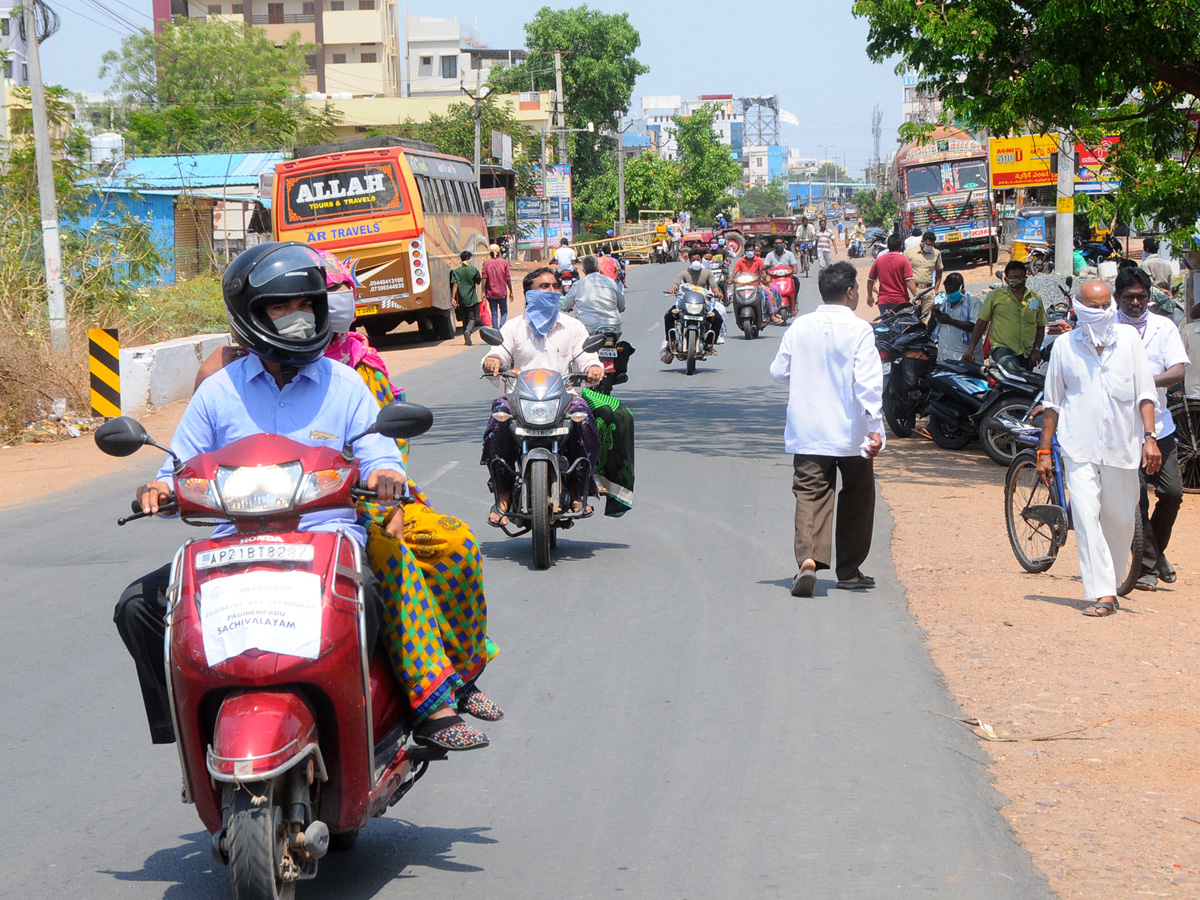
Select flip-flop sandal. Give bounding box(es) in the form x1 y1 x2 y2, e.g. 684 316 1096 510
791 569 817 597
457 687 504 721
1082 599 1119 617
486 504 509 528
835 573 876 590
570 501 594 517
413 714 489 751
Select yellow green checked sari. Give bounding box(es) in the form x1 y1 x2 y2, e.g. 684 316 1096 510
354 362 497 725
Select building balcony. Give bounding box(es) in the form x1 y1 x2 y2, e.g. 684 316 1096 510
259 20 315 43
248 13 314 24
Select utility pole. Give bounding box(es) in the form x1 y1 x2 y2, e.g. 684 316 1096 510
24 2 68 352
540 127 550 260
616 126 626 226
553 50 567 164
1054 132 1075 277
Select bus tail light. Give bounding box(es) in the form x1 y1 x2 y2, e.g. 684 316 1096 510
409 235 428 291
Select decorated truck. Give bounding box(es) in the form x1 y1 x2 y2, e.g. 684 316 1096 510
893 126 997 258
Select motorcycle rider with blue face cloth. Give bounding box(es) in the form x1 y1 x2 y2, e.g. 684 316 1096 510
481 267 603 526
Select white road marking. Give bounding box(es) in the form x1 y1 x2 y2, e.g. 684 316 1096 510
420 460 460 486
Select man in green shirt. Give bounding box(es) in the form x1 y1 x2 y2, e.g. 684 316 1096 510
963 260 1048 369
450 249 483 345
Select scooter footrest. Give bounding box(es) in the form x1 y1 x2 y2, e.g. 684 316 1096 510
406 745 449 763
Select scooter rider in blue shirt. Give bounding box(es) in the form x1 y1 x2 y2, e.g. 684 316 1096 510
114 242 489 751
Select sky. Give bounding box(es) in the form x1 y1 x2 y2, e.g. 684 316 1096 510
39 0 903 175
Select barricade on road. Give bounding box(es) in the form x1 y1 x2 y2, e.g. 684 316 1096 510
88 328 121 418
119 333 231 417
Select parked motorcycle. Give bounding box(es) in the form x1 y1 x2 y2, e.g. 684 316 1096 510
731 272 766 340
664 286 719 374
976 359 1046 466
94 403 444 900
479 326 607 568
923 359 992 449
873 302 937 437
768 264 798 322
866 228 888 258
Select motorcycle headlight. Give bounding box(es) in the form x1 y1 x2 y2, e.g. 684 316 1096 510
519 398 561 426
684 300 705 315
215 462 303 515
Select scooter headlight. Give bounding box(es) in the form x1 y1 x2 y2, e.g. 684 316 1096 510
519 398 561 426
215 462 303 515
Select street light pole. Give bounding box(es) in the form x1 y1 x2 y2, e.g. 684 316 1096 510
540 127 550 260
461 78 490 189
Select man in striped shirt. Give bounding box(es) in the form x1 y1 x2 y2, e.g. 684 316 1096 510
816 219 837 271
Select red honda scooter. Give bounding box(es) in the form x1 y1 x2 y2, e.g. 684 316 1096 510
768 264 798 323
96 403 443 900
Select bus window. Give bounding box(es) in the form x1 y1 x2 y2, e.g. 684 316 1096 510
905 164 941 198
415 174 433 213
954 160 988 191
452 181 468 214
467 184 481 216
435 179 452 214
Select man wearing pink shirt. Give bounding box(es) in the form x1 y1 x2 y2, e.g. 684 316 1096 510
481 243 514 327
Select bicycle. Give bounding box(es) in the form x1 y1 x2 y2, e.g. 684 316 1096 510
1000 411 1143 596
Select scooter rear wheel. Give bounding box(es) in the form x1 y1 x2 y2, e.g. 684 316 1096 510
928 414 974 450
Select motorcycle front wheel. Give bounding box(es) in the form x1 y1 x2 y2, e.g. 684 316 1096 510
685 331 697 376
980 398 1031 466
529 459 553 570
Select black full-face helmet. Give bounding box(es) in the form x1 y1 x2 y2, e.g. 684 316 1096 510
222 241 332 365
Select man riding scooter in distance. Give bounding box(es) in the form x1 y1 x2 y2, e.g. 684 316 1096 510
731 240 784 325
114 242 498 755
763 238 801 318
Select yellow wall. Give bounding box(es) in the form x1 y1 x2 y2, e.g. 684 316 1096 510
307 91 554 139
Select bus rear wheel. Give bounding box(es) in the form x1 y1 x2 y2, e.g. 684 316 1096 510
432 308 456 341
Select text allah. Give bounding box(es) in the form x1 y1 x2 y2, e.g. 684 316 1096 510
296 173 387 204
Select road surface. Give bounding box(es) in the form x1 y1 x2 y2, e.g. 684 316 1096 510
0 262 1053 899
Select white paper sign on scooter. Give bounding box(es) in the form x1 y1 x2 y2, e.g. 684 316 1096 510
199 570 323 666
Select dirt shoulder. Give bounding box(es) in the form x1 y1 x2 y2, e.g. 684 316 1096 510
854 295 1200 899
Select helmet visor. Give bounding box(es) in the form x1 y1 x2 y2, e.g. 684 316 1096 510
247 243 327 293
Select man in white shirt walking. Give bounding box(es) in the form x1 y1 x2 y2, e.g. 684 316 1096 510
1039 280 1161 617
770 261 884 597
1113 267 1189 590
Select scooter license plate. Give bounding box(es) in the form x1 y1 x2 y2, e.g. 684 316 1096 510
598 347 618 358
195 543 316 570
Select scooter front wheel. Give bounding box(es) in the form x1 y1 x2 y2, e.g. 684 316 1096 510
742 321 756 340
227 796 294 900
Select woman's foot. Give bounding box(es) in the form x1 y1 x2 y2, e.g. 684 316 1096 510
458 687 504 721
414 709 489 751
570 499 594 516
1082 597 1119 617
487 494 511 527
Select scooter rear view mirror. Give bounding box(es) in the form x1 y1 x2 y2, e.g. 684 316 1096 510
581 333 607 353
373 402 434 441
479 326 504 347
95 416 152 458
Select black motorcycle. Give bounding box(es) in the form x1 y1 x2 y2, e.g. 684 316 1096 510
873 302 938 437
923 359 992 449
593 329 634 395
479 326 608 569
976 360 1046 466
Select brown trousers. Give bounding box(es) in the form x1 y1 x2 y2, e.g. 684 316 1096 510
792 453 876 582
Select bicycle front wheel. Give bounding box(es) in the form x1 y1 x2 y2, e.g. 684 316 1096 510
1005 449 1061 573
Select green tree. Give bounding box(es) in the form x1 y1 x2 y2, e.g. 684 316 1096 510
100 17 340 154
574 150 680 229
672 104 741 219
815 162 849 183
853 0 1200 240
854 188 898 227
740 179 789 217
487 5 649 183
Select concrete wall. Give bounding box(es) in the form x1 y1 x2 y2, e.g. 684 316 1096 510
119 333 231 417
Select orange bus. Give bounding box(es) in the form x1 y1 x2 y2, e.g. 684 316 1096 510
272 139 489 339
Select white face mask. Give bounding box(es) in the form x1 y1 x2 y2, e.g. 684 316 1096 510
326 287 356 333
274 310 317 340
690 261 703 271
1073 300 1117 346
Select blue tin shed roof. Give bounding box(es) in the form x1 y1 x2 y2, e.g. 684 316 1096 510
103 152 285 189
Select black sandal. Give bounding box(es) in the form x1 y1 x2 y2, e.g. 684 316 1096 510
413 714 489 751
1082 598 1119 617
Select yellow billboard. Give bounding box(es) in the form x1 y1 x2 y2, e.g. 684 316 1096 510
988 134 1060 188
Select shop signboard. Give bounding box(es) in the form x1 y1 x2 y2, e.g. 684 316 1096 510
988 134 1060 188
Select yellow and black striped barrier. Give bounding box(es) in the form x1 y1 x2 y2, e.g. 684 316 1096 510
88 328 121 418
